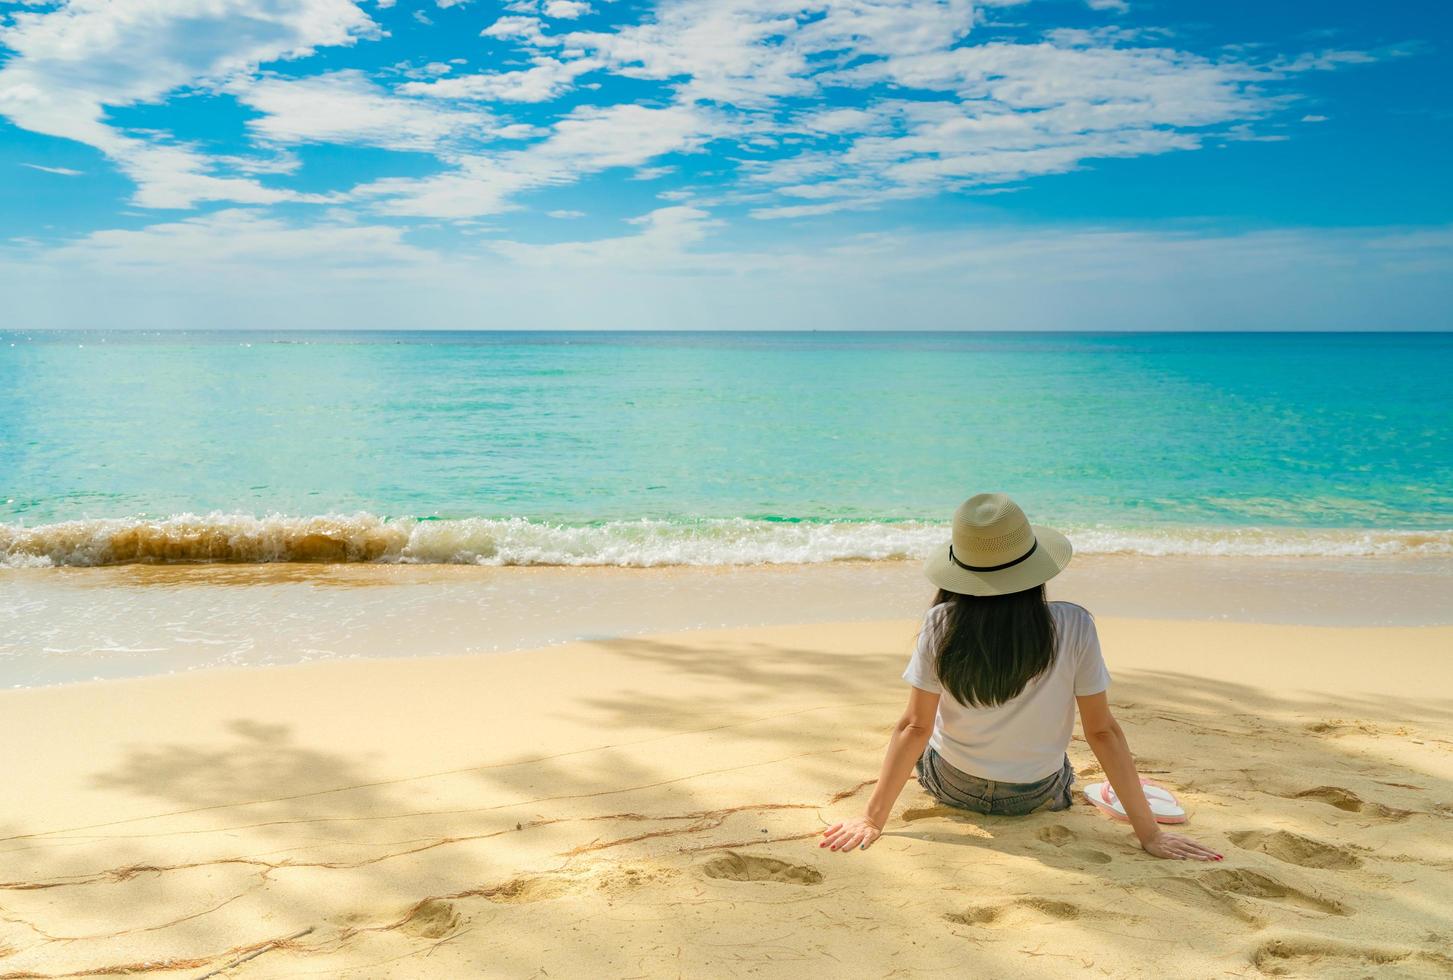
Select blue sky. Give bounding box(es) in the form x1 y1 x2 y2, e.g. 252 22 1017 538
0 0 1449 329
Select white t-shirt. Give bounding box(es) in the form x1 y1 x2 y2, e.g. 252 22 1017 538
902 600 1110 783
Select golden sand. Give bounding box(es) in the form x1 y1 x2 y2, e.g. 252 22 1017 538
1 617 1451 978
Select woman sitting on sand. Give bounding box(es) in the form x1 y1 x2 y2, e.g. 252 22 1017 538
821 494 1221 861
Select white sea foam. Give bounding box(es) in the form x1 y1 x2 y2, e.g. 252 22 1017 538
2 513 1451 568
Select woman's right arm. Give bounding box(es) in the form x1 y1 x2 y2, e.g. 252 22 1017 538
1075 692 1222 861
820 686 940 853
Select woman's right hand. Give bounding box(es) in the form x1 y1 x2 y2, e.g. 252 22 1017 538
1141 831 1222 861
820 816 883 852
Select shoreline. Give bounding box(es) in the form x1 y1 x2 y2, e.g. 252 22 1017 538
4 555 1453 689
5 514 1451 569
3 616 1450 978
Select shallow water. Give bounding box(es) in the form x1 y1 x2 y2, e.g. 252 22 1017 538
2 331 1450 566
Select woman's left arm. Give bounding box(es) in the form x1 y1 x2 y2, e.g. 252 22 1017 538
821 687 940 853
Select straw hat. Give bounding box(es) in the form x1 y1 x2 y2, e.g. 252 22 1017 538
924 493 1073 597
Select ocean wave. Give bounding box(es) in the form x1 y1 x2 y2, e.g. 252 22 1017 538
2 513 1451 568
1065 526 1453 558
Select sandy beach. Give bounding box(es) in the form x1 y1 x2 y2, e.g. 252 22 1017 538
4 0 1450 968
3 593 1451 978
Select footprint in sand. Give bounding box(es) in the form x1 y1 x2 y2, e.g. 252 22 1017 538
1198 868 1348 916
1034 824 1113 864
700 852 824 885
1036 825 1076 846
1228 830 1363 871
1151 868 1348 924
945 897 1085 928
1252 938 1453 977
478 865 679 906
1304 720 1411 738
1293 785 1365 811
1150 874 1263 925
1286 785 1411 820
482 875 574 904
397 899 463 939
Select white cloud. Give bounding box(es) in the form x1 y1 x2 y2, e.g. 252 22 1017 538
482 15 548 44
794 0 976 59
496 0 1378 219
213 150 303 176
20 162 82 175
493 205 722 267
523 0 981 109
553 4 810 106
118 143 302 209
1275 49 1379 72
730 36 1296 216
400 56 599 103
355 102 725 217
234 70 500 153
1301 114 1329 123
799 107 888 135
547 208 585 218
46 208 433 271
1085 0 1129 13
542 0 590 18
0 0 1412 269
0 0 376 208
494 122 550 140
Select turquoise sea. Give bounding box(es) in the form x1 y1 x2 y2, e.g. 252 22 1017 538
1 331 1449 566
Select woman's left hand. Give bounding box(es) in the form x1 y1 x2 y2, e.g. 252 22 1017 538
820 816 882 852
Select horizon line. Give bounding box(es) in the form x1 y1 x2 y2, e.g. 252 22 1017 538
5 327 1451 336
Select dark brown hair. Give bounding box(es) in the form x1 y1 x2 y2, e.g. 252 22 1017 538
930 585 1057 708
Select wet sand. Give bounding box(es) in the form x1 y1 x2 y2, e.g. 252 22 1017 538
3 554 1450 686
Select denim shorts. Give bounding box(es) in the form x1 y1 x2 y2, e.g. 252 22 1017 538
915 745 1075 816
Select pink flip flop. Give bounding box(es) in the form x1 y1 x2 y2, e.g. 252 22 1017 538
1082 779 1187 824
